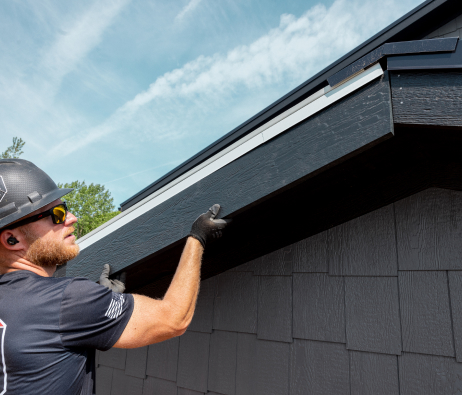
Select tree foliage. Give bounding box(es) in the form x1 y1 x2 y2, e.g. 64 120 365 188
57 181 119 239
1 137 25 159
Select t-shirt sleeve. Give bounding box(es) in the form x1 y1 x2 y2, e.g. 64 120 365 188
59 277 134 351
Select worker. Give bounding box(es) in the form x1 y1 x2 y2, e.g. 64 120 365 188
0 159 230 394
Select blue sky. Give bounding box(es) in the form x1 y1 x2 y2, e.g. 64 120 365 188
0 0 423 207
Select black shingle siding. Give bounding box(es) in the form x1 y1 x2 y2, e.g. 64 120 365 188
96 187 462 395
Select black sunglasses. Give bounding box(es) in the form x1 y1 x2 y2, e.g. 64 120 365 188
7 202 69 230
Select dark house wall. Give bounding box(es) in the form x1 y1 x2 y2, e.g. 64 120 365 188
425 13 462 39
95 187 462 395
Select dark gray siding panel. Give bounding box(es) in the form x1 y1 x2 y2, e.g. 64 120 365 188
213 272 257 333
125 347 148 379
177 388 205 395
96 366 113 395
188 277 217 333
399 271 454 357
345 277 402 355
208 330 237 395
290 339 350 395
293 273 345 343
68 75 393 281
292 231 328 273
395 189 462 270
257 276 292 342
142 377 177 395
350 351 399 395
328 205 398 276
255 339 290 395
228 257 260 272
146 337 179 382
236 334 290 395
254 247 293 275
111 369 144 395
448 271 462 362
177 331 210 393
399 353 462 395
99 348 127 370
391 70 462 127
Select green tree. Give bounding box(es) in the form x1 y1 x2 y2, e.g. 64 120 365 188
58 181 119 239
1 137 25 159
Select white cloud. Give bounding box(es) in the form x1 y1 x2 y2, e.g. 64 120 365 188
51 0 420 157
175 0 204 22
39 0 130 91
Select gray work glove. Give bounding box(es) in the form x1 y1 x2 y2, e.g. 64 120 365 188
189 204 231 248
99 264 126 293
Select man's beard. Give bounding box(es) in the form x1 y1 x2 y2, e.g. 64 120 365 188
22 227 80 268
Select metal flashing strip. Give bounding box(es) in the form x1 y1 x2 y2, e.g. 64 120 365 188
77 64 384 251
328 37 458 87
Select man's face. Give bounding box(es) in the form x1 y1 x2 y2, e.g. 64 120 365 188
19 199 79 268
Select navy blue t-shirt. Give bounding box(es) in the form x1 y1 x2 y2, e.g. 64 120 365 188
0 270 134 395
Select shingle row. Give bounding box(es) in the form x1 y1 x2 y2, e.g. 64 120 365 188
95 188 462 395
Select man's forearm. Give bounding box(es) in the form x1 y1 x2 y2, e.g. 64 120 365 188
162 237 204 331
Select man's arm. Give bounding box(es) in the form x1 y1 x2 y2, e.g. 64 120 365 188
113 204 229 349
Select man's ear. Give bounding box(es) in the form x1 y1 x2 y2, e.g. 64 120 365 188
0 229 26 251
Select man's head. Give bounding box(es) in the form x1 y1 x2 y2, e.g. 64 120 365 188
0 159 78 274
0 199 79 270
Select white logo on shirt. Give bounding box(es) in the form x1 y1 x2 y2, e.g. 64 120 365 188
0 318 7 395
105 293 124 319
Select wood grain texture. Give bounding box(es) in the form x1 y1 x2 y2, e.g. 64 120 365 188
125 347 148 379
448 271 462 362
228 257 261 272
188 277 217 333
292 231 328 273
207 330 237 395
345 277 402 355
293 273 346 343
290 339 350 395
96 366 113 395
399 352 462 395
99 348 127 370
254 246 293 275
68 75 394 281
399 271 454 357
142 377 177 395
391 70 462 127
236 334 290 395
176 331 210 393
328 204 398 276
110 369 144 395
145 337 179 382
213 272 257 333
395 188 462 270
350 351 399 395
257 276 292 342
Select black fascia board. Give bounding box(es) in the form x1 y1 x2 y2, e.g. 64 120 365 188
388 38 462 70
120 0 461 211
328 38 458 87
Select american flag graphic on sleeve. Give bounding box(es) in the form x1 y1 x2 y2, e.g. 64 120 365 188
105 293 125 319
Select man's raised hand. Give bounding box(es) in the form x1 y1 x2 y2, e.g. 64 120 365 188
189 204 231 248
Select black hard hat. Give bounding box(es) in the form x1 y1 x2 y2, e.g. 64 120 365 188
0 159 73 229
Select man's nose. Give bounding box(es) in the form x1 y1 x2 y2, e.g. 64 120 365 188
65 212 78 226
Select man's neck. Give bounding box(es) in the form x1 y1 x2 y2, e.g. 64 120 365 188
0 259 56 277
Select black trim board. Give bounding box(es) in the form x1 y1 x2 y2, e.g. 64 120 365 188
67 74 394 282
327 37 458 87
132 126 462 299
120 0 462 211
388 39 462 70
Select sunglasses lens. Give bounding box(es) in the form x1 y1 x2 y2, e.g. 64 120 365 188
53 205 67 224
